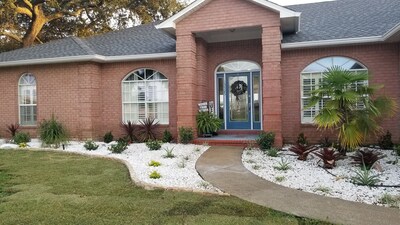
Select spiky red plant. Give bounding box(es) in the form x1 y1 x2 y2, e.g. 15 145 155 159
139 117 159 142
6 123 20 137
289 144 318 161
122 121 136 143
350 149 385 170
313 148 344 169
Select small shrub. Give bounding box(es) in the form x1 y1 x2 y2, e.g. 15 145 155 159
350 149 385 170
275 176 285 182
296 133 308 146
394 145 400 156
18 142 29 148
139 117 159 142
314 186 331 194
148 160 161 167
163 147 175 158
351 166 380 186
39 115 69 148
199 181 210 189
122 121 136 143
289 144 318 161
313 148 343 169
273 158 291 171
108 139 128 153
149 171 161 179
266 148 279 157
379 193 400 208
177 159 186 168
103 131 114 143
6 123 19 137
146 140 162 150
378 131 393 149
319 137 332 148
84 140 99 151
252 165 261 170
13 132 30 144
162 129 173 143
179 127 193 144
194 147 201 152
256 131 275 150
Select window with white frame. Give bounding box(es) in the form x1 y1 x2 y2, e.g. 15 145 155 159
19 73 37 126
122 69 169 124
301 57 368 124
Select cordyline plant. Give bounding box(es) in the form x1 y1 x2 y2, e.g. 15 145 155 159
313 148 344 169
289 144 318 161
139 117 159 142
307 66 397 152
350 149 385 170
6 123 19 137
122 121 136 143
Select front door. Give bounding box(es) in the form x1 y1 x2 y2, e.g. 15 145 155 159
226 73 251 129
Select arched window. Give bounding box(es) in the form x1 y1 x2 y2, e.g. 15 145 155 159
301 56 368 123
122 69 169 124
19 73 37 126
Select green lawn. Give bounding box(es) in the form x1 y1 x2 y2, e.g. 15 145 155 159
0 149 333 225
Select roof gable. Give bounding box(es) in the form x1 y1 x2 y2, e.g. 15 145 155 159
156 0 301 34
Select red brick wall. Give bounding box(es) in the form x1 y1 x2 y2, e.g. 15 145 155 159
281 43 400 144
0 60 177 140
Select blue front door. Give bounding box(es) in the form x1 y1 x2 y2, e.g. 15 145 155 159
226 73 252 129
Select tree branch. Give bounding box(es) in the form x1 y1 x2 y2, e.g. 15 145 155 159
9 2 33 18
0 31 23 43
21 0 33 10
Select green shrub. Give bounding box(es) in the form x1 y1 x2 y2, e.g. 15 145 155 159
108 139 128 153
103 131 114 143
179 127 193 144
273 158 291 171
13 132 30 144
162 129 173 143
256 131 275 150
296 133 308 146
196 111 222 135
148 160 161 167
84 140 99 151
149 171 161 179
39 116 69 148
266 148 279 157
319 137 332 148
378 131 393 149
146 140 162 150
394 145 400 156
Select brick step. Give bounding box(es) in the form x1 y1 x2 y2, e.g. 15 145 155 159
218 130 261 135
193 139 250 147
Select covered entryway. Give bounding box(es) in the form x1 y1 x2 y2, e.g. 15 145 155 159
216 61 261 130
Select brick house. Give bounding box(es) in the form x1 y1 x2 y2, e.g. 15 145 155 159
0 0 399 145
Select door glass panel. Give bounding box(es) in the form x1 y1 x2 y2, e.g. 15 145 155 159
253 74 260 122
229 75 248 121
218 77 224 120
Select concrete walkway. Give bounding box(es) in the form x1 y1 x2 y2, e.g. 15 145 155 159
196 146 400 225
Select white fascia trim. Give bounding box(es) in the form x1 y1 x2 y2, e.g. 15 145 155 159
156 0 300 30
382 22 400 39
282 36 383 49
0 52 177 67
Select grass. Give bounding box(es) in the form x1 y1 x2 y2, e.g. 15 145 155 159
0 149 334 225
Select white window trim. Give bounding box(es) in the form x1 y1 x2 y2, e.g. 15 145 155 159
18 74 37 126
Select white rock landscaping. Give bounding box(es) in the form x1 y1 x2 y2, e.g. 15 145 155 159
242 146 400 208
0 139 221 194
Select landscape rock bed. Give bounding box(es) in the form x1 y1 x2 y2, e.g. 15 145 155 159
0 139 221 194
242 146 400 207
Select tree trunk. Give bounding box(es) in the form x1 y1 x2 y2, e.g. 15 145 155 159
22 11 46 47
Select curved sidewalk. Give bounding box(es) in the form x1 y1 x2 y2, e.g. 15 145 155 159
196 146 399 225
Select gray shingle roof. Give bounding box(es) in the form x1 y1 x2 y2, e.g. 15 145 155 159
283 0 400 43
0 0 399 64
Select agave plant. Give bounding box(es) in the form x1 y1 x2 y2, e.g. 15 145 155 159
313 148 343 169
351 166 381 187
122 120 136 143
350 149 385 170
139 117 159 142
307 66 397 152
289 144 318 161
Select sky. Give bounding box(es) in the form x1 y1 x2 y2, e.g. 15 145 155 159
183 0 334 6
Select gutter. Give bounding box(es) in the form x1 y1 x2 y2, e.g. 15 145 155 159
0 52 177 68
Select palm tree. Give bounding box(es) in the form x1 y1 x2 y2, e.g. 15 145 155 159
307 66 397 153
